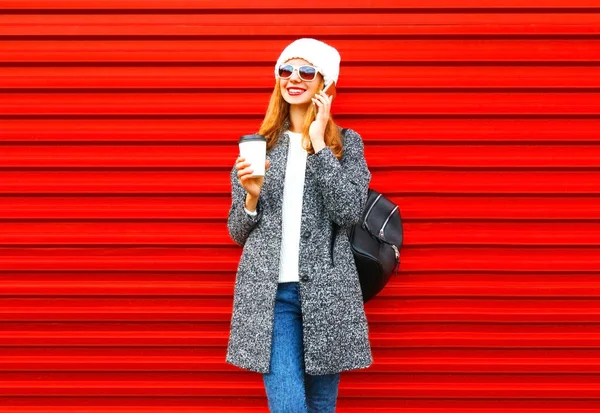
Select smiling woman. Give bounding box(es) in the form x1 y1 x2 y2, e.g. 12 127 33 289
226 38 373 413
257 40 344 161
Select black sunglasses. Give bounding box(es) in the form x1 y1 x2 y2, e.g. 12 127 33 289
277 64 321 82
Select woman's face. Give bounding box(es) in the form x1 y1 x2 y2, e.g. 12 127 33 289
279 58 323 107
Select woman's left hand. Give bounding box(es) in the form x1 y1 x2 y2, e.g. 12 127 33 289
309 89 333 144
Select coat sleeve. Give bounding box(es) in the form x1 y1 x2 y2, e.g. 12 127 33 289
305 128 372 227
226 163 266 247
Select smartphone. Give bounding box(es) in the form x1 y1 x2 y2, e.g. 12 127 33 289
321 80 336 100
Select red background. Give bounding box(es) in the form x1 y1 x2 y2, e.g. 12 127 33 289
1 1 600 411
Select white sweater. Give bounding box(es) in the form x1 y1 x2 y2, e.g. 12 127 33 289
244 130 307 283
277 130 307 283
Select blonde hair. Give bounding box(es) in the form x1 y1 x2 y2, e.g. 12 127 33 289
258 78 343 159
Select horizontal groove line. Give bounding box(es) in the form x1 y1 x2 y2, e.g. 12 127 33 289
3 218 600 224
0 193 230 198
2 363 600 367
2 340 600 345
4 7 600 14
3 62 600 69
3 371 600 376
3 193 600 198
2 167 600 173
6 362 599 365
0 196 595 203
3 358 600 360
1 319 598 325
1 269 599 275
0 193 227 198
0 346 229 349
2 294 600 299
0 243 236 248
4 35 600 41
2 114 600 121
2 141 600 146
0 395 596 404
0 275 599 280
1 244 600 249
408 244 600 248
0 219 228 223
4 88 600 94
3 372 600 377
0 345 594 349
0 141 238 146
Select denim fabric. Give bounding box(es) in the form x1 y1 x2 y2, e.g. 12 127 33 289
263 282 340 413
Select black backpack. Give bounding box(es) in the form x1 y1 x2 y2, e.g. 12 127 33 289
334 128 404 303
348 188 403 303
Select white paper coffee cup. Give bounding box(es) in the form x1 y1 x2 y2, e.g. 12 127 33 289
238 134 267 177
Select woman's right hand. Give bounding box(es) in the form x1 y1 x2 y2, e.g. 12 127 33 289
235 156 271 198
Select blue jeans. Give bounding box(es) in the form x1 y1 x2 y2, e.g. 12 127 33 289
263 282 340 413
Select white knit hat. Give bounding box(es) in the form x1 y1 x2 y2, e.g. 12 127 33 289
274 38 341 86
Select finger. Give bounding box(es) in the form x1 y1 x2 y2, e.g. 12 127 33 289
235 161 250 171
240 173 261 183
314 93 330 109
312 98 328 116
236 156 246 164
237 166 254 178
311 97 324 107
265 159 271 169
311 99 324 114
235 159 247 169
313 93 327 102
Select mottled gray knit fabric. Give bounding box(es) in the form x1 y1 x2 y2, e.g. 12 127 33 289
226 122 373 375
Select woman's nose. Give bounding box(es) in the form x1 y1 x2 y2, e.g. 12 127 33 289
289 69 302 82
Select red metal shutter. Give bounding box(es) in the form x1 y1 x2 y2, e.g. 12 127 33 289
1 1 599 411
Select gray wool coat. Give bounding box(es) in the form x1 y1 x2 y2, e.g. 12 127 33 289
225 122 373 375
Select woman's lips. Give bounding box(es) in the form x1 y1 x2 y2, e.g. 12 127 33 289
287 88 306 96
